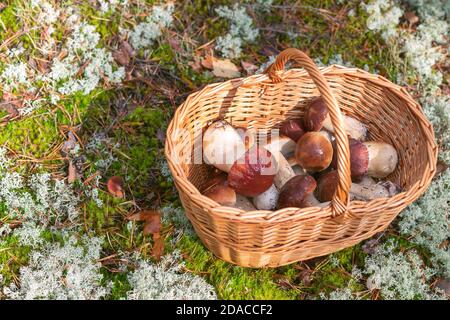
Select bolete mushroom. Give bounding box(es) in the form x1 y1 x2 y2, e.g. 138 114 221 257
204 181 237 206
304 97 367 141
277 175 322 209
317 171 401 202
203 120 246 172
331 138 398 179
280 119 306 142
227 146 277 197
295 131 333 172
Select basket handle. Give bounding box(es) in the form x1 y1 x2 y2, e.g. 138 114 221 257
264 48 351 217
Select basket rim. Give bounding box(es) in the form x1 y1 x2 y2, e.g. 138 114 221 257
164 65 438 224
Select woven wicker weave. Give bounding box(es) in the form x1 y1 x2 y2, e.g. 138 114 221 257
164 48 437 268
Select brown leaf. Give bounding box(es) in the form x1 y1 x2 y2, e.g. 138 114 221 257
435 278 450 295
67 160 77 183
113 49 130 66
201 54 214 70
107 176 125 198
61 131 77 157
298 269 313 286
113 41 134 66
168 37 181 52
143 211 161 236
126 212 144 221
121 41 135 57
435 160 448 178
212 58 241 78
126 210 161 234
151 233 164 261
404 11 419 25
241 61 258 75
188 57 202 72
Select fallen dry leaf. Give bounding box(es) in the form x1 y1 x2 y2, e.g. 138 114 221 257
189 56 203 72
126 210 161 235
142 211 161 236
404 11 419 25
67 160 77 183
152 233 164 261
61 131 77 157
107 176 125 198
113 41 135 66
241 61 258 75
201 54 214 70
212 58 241 78
126 209 163 260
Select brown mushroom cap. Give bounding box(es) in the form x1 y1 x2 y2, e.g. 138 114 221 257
348 138 369 180
304 97 328 131
204 182 237 206
295 132 333 172
317 171 339 202
280 119 306 142
228 146 276 197
331 138 369 180
277 175 317 209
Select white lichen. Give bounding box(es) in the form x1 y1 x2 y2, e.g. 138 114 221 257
126 251 216 300
129 3 174 50
360 241 446 300
215 4 259 58
4 234 110 300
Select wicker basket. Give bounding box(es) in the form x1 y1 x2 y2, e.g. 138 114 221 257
164 48 437 268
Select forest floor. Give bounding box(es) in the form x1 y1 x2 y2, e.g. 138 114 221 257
0 0 448 300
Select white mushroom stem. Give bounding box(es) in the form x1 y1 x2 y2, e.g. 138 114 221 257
253 184 279 210
271 151 296 189
349 181 401 201
263 135 296 158
234 194 257 210
203 120 246 172
323 114 367 141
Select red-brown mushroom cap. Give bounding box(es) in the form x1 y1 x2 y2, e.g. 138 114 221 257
280 119 306 142
331 138 369 180
204 183 236 206
277 175 317 209
228 146 276 197
317 170 339 202
304 97 329 131
348 138 369 180
295 132 333 172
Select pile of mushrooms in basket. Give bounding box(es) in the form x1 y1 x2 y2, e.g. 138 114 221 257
202 97 401 211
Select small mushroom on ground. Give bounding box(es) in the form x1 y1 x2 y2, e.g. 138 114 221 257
295 131 333 172
304 97 367 141
277 175 325 209
317 171 402 202
280 119 306 142
227 146 277 197
203 120 246 172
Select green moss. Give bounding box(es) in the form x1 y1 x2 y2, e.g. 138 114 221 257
0 4 20 34
178 236 299 300
0 235 30 285
0 111 58 158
